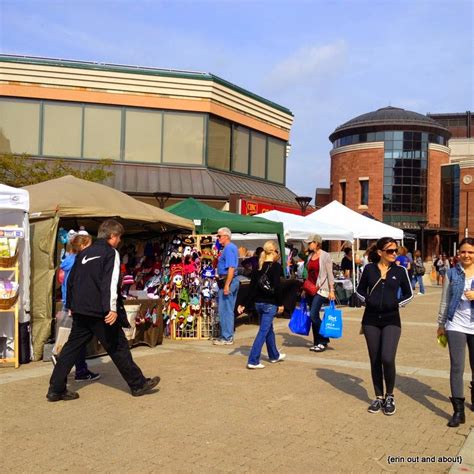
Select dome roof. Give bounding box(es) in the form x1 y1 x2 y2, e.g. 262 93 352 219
329 106 450 142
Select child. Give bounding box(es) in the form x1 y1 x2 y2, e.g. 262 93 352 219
57 233 100 382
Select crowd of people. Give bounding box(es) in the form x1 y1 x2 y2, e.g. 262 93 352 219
46 219 474 429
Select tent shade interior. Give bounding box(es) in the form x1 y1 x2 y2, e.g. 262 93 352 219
306 200 404 240
24 175 194 360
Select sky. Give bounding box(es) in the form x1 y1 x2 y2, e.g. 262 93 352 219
1 0 473 199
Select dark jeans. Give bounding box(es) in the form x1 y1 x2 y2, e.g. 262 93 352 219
49 314 146 394
363 324 401 397
309 294 330 346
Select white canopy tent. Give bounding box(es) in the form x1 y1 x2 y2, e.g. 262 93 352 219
305 201 404 240
255 210 354 242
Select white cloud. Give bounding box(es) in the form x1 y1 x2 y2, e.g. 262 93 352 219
265 40 347 91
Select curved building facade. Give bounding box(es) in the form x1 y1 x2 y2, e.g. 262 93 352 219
329 106 453 254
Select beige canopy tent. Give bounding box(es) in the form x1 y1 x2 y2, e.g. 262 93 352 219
24 175 194 360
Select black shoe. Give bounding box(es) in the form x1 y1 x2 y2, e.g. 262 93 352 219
46 389 79 402
383 394 396 415
75 370 101 382
367 398 384 414
131 376 160 397
447 397 465 427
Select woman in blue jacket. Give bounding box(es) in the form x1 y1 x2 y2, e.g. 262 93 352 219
437 237 474 427
356 237 413 416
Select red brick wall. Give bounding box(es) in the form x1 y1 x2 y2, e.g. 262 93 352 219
330 147 384 219
459 167 474 237
427 149 450 226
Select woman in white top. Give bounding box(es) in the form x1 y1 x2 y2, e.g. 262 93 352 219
437 237 474 427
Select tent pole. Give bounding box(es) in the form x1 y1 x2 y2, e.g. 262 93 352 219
352 241 356 292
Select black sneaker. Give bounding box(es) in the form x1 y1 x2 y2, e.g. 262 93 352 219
367 398 384 413
46 389 80 402
383 395 396 415
75 370 101 382
131 376 161 397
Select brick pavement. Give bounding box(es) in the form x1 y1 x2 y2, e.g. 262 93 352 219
0 286 473 473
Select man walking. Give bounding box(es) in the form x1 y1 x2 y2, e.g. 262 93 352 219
214 227 240 345
47 219 160 401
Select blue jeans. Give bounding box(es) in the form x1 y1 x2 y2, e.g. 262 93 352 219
218 278 240 341
411 275 425 294
309 294 330 346
248 302 280 365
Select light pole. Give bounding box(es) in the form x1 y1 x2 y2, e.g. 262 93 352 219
153 191 171 209
417 220 428 260
295 196 312 216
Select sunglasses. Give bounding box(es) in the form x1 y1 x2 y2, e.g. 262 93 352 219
383 248 398 255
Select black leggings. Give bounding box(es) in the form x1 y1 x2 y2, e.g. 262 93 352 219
446 330 474 398
363 325 401 397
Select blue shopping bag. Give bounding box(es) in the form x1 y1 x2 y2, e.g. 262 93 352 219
319 301 343 339
289 298 311 336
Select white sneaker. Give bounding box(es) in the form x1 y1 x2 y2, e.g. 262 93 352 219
270 353 286 363
247 363 265 369
417 293 424 296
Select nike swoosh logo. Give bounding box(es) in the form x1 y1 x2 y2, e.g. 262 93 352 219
82 256 101 264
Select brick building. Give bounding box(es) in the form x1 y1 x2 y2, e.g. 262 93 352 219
327 106 455 257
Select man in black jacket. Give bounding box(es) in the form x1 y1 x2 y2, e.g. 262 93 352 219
47 219 160 402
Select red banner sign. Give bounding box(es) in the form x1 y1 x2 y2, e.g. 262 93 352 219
240 199 304 216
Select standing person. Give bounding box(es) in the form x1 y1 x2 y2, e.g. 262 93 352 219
340 247 353 279
214 227 240 345
47 219 160 402
356 237 413 415
238 241 286 369
437 237 474 427
412 249 426 295
438 254 450 286
302 234 335 353
57 233 100 381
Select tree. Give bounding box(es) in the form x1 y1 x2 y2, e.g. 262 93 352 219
0 153 114 187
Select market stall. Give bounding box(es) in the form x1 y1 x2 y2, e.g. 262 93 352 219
0 184 31 367
24 175 194 360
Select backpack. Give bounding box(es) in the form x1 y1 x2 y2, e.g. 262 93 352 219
257 263 274 294
414 260 425 276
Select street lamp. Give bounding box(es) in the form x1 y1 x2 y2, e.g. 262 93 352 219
153 191 172 209
295 196 312 216
417 220 428 260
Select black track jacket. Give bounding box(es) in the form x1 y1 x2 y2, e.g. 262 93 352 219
66 239 120 319
356 262 413 326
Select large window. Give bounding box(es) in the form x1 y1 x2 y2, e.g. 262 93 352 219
0 99 40 154
232 125 249 174
83 106 121 160
440 165 460 229
43 103 82 157
340 181 347 205
124 109 162 163
267 137 285 183
162 112 204 164
250 131 266 178
207 117 231 170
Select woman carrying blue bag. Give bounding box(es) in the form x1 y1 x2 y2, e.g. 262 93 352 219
238 241 286 370
356 237 413 416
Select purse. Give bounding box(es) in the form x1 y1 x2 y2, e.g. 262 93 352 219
302 279 319 296
258 264 274 294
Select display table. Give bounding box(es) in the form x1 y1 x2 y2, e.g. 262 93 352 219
86 299 163 358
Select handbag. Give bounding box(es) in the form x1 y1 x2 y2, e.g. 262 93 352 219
288 298 311 336
302 279 319 297
257 263 274 294
319 301 343 339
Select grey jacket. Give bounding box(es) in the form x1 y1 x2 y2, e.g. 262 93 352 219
303 250 335 294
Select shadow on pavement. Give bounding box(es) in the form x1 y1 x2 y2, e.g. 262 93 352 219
280 332 313 348
396 375 450 421
316 368 369 403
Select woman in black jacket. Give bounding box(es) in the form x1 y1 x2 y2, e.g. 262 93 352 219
356 237 413 415
238 241 285 369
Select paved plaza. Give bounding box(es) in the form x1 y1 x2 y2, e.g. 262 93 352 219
1 286 473 473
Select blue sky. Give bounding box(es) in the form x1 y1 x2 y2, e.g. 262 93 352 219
1 0 472 199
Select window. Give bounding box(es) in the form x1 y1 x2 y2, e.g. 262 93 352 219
340 182 346 205
360 180 369 206
266 137 285 184
124 109 162 163
207 117 231 170
232 125 249 174
250 131 266 178
162 112 205 164
0 99 40 154
43 103 82 157
83 106 121 160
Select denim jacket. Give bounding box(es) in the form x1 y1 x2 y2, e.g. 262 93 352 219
437 263 474 325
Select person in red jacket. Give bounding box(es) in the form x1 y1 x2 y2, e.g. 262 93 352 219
46 219 160 402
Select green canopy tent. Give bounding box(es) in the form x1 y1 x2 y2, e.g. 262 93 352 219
165 197 286 259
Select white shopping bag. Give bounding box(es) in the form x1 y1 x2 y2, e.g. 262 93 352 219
53 311 73 355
